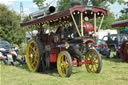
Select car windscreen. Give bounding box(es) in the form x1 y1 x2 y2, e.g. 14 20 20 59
0 41 11 47
110 35 117 41
102 36 108 41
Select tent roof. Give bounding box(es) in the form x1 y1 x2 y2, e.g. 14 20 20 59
112 19 128 28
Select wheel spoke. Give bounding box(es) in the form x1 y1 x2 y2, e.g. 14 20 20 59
64 56 69 74
94 64 98 70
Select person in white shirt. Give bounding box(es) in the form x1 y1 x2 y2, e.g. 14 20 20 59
9 49 25 65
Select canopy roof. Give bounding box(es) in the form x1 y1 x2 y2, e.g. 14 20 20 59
21 6 108 27
112 19 128 28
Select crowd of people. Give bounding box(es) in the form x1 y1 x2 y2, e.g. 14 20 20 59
99 44 120 59
0 49 25 65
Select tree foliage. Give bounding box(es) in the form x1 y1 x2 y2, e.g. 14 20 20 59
120 8 128 15
57 0 72 11
23 16 31 22
33 0 45 9
0 4 25 46
102 11 115 29
57 0 125 11
118 14 128 20
118 6 128 20
33 0 52 9
91 0 125 6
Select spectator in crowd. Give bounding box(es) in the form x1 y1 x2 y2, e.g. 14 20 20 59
0 49 25 65
0 52 9 64
100 44 110 58
113 48 120 58
9 49 25 65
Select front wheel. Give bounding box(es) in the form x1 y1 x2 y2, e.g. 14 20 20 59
85 49 102 73
57 51 72 77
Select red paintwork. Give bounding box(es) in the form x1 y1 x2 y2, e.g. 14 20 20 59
72 59 91 66
112 19 128 28
49 46 66 63
83 22 94 34
83 39 95 44
49 49 59 63
93 7 107 15
70 6 108 16
50 53 57 63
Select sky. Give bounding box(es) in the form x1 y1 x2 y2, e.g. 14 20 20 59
0 0 127 18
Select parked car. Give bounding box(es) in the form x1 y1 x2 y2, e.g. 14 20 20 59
102 33 128 51
0 40 18 54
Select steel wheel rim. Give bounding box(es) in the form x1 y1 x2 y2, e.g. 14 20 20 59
85 50 99 73
57 52 69 77
26 40 39 72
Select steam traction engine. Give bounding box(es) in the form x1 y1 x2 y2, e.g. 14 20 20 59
112 19 128 62
21 4 108 77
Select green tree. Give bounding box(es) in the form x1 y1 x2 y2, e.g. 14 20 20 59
118 7 128 20
102 11 115 29
33 0 52 9
120 8 128 15
118 1 128 20
57 0 125 11
57 0 72 11
0 4 25 46
33 0 126 11
23 16 31 22
91 0 125 6
117 4 128 20
33 0 45 9
118 14 128 20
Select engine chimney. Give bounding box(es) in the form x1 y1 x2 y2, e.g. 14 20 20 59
29 6 56 20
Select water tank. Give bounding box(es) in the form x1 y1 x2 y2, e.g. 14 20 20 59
83 22 94 34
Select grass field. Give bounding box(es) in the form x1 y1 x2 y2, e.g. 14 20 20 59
0 56 128 85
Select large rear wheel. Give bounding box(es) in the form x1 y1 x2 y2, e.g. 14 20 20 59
26 39 43 72
85 49 102 73
57 51 72 77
